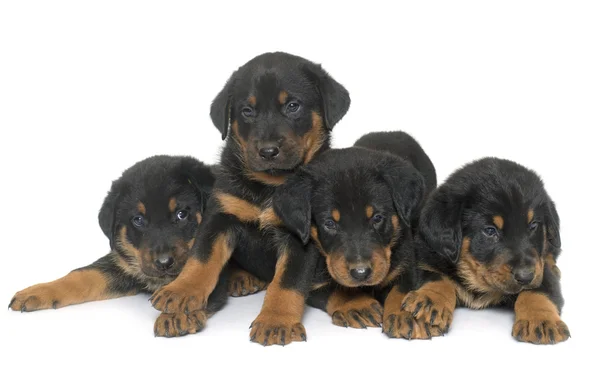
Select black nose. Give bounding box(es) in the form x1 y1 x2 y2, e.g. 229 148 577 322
155 254 174 270
350 266 372 282
259 146 280 160
513 269 535 285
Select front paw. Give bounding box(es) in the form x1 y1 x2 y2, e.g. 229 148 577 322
9 285 60 312
150 285 205 314
332 299 383 329
383 311 442 340
402 289 454 334
228 270 268 297
249 313 306 346
154 311 207 338
512 318 570 345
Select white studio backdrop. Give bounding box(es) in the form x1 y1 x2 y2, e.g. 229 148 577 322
1 1 598 381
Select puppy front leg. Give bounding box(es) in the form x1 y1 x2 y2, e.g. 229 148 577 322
250 236 319 346
512 262 570 344
9 254 141 312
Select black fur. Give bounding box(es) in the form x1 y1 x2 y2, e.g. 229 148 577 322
150 52 350 333
409 157 567 341
9 155 227 315
273 131 436 321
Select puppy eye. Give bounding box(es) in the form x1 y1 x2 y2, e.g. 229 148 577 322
132 215 145 228
529 221 539 231
323 219 337 231
483 226 498 237
241 106 254 117
176 210 189 221
286 102 300 113
371 214 384 225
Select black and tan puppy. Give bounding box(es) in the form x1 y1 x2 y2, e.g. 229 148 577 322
9 155 230 335
402 157 569 344
150 51 350 342
267 131 438 342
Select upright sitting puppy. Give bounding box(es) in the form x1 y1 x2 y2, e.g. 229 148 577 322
402 157 569 344
266 131 438 343
9 155 228 331
150 52 350 340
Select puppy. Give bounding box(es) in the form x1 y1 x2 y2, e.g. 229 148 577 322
269 131 437 341
150 51 350 342
9 155 228 335
402 157 569 344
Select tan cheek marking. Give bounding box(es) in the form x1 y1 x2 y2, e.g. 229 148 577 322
196 212 202 224
278 90 288 105
137 202 146 215
527 209 534 224
365 206 374 219
187 238 195 250
169 198 177 213
493 215 504 230
302 111 326 165
248 96 256 106
332 209 341 222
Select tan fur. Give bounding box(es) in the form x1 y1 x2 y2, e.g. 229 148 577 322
512 291 570 344
365 205 374 219
332 209 341 222
151 233 233 313
250 250 307 345
326 289 383 328
248 96 256 106
258 207 283 229
137 202 146 215
278 91 288 105
216 192 262 223
493 215 504 230
9 269 112 311
527 209 534 223
169 198 177 213
302 112 326 165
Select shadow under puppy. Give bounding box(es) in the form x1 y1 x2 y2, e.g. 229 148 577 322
9 155 229 334
149 51 351 340
402 157 569 344
260 131 437 343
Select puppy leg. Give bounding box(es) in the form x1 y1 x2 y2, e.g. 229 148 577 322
250 236 319 346
512 265 569 344
154 267 230 338
382 271 442 340
315 287 383 329
151 214 237 314
227 264 268 297
9 254 141 312
401 270 456 335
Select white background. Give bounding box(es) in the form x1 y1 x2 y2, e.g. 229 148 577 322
1 1 598 381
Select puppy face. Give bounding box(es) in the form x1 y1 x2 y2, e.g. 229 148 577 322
98 156 214 286
419 157 561 295
273 148 425 287
210 52 350 175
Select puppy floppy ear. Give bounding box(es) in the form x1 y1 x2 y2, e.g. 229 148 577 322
303 63 350 130
543 196 561 250
381 159 426 228
179 157 216 213
98 182 127 250
272 173 313 245
210 73 236 140
419 185 464 263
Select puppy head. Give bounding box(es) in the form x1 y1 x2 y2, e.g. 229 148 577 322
98 156 215 283
273 148 425 287
210 52 350 175
419 157 560 294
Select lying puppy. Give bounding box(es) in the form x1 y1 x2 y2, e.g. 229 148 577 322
402 157 569 344
266 131 437 343
9 155 229 334
150 51 351 341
